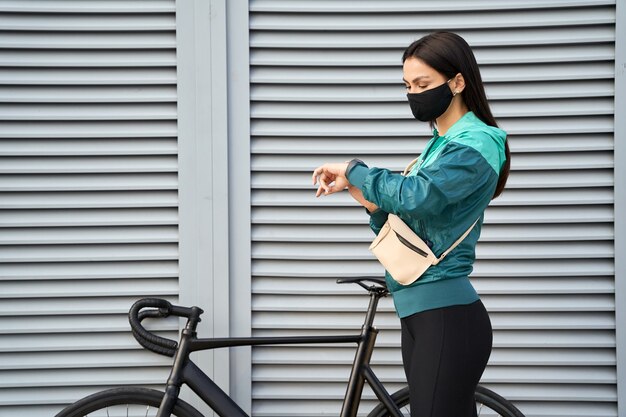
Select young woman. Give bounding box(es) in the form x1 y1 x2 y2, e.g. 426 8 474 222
312 32 510 417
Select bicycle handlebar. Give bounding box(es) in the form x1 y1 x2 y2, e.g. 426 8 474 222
128 298 200 357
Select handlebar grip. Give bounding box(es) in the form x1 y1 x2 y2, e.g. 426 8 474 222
128 298 178 357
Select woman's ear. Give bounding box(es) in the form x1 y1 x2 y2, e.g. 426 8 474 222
451 73 465 96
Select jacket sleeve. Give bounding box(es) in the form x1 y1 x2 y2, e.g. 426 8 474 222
367 208 389 235
347 142 498 220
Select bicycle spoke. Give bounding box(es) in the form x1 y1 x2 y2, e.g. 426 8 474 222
77 404 162 417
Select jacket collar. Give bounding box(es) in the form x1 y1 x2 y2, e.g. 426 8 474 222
432 111 478 139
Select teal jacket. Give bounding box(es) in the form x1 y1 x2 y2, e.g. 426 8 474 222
347 111 507 318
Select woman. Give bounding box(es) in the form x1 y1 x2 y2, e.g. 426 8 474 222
312 32 510 417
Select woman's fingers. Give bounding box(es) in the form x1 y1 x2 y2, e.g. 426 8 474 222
312 165 327 185
316 173 332 197
313 162 350 197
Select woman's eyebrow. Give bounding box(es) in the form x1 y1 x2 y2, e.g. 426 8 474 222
402 76 429 84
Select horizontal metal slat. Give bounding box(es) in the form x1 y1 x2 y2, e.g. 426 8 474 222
252 152 613 172
0 350 171 370
0 103 177 121
0 68 177 85
252 223 614 242
250 387 616 408
251 80 615 102
250 44 614 66
251 364 616 383
0 50 176 67
252 169 614 189
252 345 615 366
251 188 614 207
1 31 176 49
252 241 614 260
0 138 177 156
252 133 614 154
251 116 615 136
252 401 616 417
0 367 171 388
0 85 177 103
0 385 168 410
250 328 616 349
0 296 178 316
249 7 614 31
251 294 614 313
250 25 615 48
503 170 613 188
0 0 174 13
0 209 178 227
252 275 615 296
0 278 179 299
251 98 614 119
0 156 177 173
0 13 175 31
0 191 178 206
252 310 615 330
0 332 146 353
0 174 177 191
0 260 178 281
0 243 178 263
251 205 614 224
251 62 615 84
0 314 177 334
0 121 177 138
0 226 178 245
253 380 616 400
506 401 616 417
251 258 614 278
250 0 615 13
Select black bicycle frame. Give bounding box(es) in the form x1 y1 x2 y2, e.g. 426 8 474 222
156 290 404 417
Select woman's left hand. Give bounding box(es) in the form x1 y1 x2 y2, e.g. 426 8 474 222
312 162 349 197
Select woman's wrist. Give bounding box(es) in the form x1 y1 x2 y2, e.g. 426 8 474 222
345 158 369 189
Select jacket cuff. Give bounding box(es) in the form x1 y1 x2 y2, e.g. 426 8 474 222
346 159 369 189
367 208 389 227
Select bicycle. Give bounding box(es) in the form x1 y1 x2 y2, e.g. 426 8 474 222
55 277 525 417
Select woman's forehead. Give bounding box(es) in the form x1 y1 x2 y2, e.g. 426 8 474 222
402 57 438 79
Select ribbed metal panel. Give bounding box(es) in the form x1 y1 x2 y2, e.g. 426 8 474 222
0 1 178 416
249 1 617 417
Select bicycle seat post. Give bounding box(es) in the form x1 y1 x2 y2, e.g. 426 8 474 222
340 288 386 417
362 290 383 331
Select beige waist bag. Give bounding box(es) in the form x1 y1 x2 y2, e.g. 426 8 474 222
368 158 478 285
369 214 478 285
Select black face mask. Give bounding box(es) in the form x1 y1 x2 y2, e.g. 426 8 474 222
406 79 453 122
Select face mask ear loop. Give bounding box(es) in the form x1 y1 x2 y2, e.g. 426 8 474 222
447 78 459 97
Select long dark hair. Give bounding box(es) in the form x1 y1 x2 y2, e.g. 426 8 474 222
402 31 510 199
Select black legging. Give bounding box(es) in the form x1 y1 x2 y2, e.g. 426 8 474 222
400 299 493 417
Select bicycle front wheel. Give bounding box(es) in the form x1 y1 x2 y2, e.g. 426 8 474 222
366 385 525 417
55 387 204 417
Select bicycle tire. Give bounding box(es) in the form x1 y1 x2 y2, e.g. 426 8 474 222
55 387 204 417
366 385 525 417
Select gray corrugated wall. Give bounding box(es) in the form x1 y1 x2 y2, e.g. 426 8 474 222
0 1 623 417
0 1 179 415
248 1 619 416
